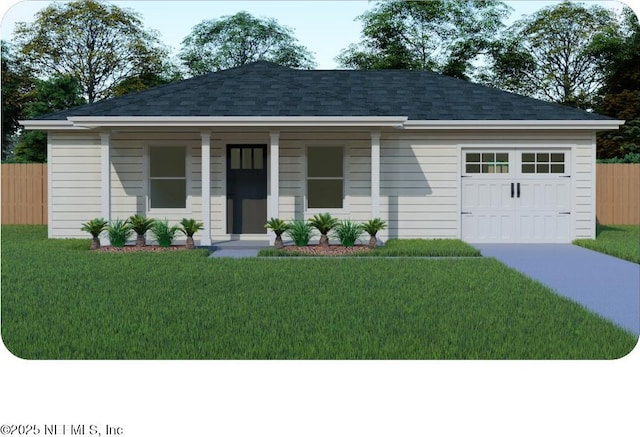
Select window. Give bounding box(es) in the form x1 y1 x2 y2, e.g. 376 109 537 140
307 146 343 209
230 147 263 170
149 146 186 208
465 152 509 174
522 152 565 174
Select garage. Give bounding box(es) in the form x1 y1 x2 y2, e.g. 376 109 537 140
461 149 572 243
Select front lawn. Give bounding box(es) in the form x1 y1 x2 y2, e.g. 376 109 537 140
259 238 481 257
573 224 640 264
1 225 636 359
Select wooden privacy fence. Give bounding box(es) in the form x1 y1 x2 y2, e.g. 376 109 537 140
1 164 48 225
1 163 639 226
596 164 640 225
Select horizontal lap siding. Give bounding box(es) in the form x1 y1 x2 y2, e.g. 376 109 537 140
574 142 596 239
380 140 458 239
279 145 303 220
49 134 101 237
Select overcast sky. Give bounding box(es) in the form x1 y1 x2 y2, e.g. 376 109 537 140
1 0 633 69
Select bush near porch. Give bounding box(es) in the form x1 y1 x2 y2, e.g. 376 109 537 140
1 225 636 359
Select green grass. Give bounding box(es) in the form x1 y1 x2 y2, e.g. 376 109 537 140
259 238 481 257
1 225 637 359
573 225 640 264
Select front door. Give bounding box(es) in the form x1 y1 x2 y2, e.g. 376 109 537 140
227 145 267 234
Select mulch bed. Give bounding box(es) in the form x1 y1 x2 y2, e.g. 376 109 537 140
97 245 189 252
281 244 372 256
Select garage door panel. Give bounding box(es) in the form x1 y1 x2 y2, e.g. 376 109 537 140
462 180 512 210
461 149 571 243
519 180 570 211
462 212 514 242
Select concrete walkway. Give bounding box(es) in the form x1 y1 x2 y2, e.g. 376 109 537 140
208 240 270 258
473 244 640 335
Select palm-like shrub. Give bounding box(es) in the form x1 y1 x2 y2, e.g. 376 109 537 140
180 218 204 249
362 218 387 248
108 218 132 248
80 218 108 250
285 220 316 247
129 214 155 248
265 218 290 249
151 219 182 247
333 220 364 247
308 213 339 247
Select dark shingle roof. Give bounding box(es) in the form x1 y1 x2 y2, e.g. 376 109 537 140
39 61 609 121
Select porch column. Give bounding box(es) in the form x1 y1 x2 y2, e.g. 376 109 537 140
201 132 212 246
100 132 111 246
371 131 381 218
269 131 280 245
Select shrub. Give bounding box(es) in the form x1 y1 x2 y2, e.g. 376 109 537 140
265 218 290 249
129 214 155 248
151 219 182 247
80 218 108 250
308 213 339 247
107 218 132 248
362 218 387 248
333 220 364 247
285 220 315 246
180 218 205 249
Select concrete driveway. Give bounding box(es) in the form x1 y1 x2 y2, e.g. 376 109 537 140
473 244 640 336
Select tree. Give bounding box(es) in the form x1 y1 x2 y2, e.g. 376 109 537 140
13 0 173 103
593 7 640 159
180 11 316 76
485 1 620 109
1 41 34 160
13 75 86 162
335 0 511 80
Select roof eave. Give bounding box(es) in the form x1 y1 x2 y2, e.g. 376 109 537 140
402 120 625 131
19 119 87 131
21 116 409 130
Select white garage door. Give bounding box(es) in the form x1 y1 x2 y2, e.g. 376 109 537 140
461 149 571 243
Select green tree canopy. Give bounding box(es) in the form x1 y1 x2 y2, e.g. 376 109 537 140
1 40 34 160
485 1 621 109
13 0 174 103
335 0 511 80
13 75 86 163
593 7 640 159
180 11 316 76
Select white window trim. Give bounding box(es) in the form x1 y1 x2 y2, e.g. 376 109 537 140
145 143 192 214
304 144 349 213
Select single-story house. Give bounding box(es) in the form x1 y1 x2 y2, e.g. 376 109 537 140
21 61 623 245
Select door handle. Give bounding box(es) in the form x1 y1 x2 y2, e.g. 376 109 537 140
517 183 521 198
511 183 514 198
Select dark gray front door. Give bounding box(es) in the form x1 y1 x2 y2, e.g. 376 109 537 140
227 145 267 234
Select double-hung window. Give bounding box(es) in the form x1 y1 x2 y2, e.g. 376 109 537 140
149 146 186 209
307 146 343 209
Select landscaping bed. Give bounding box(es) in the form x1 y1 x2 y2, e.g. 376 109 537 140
279 244 372 256
97 245 189 252
260 238 481 257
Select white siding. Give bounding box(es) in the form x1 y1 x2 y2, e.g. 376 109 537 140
48 129 598 243
573 135 597 239
379 139 458 240
49 133 101 238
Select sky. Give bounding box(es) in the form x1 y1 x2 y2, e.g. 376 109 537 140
0 0 633 69
1 1 640 436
